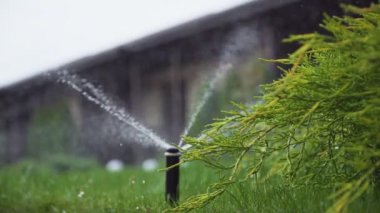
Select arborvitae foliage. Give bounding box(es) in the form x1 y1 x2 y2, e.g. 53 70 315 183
171 4 380 212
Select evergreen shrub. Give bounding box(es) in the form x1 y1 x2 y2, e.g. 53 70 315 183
174 3 380 212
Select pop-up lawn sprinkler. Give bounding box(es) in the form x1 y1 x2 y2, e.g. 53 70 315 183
165 147 181 205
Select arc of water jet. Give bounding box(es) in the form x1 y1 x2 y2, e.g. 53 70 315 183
178 27 257 148
178 63 232 147
54 70 172 150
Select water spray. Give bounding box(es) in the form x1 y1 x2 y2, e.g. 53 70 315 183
54 70 171 149
165 147 181 205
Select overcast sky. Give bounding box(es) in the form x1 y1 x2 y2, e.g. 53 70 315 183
0 0 252 88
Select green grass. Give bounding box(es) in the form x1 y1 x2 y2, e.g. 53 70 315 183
0 160 379 212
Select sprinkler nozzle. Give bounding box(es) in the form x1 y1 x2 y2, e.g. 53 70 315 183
165 147 181 205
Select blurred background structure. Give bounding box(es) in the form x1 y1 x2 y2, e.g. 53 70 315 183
0 0 374 165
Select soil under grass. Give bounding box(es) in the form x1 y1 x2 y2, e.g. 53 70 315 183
0 160 379 212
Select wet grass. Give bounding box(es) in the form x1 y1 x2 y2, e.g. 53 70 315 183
0 160 379 212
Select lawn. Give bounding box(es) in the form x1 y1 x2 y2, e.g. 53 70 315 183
0 160 379 212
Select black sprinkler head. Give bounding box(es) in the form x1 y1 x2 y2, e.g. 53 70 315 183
165 148 181 205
